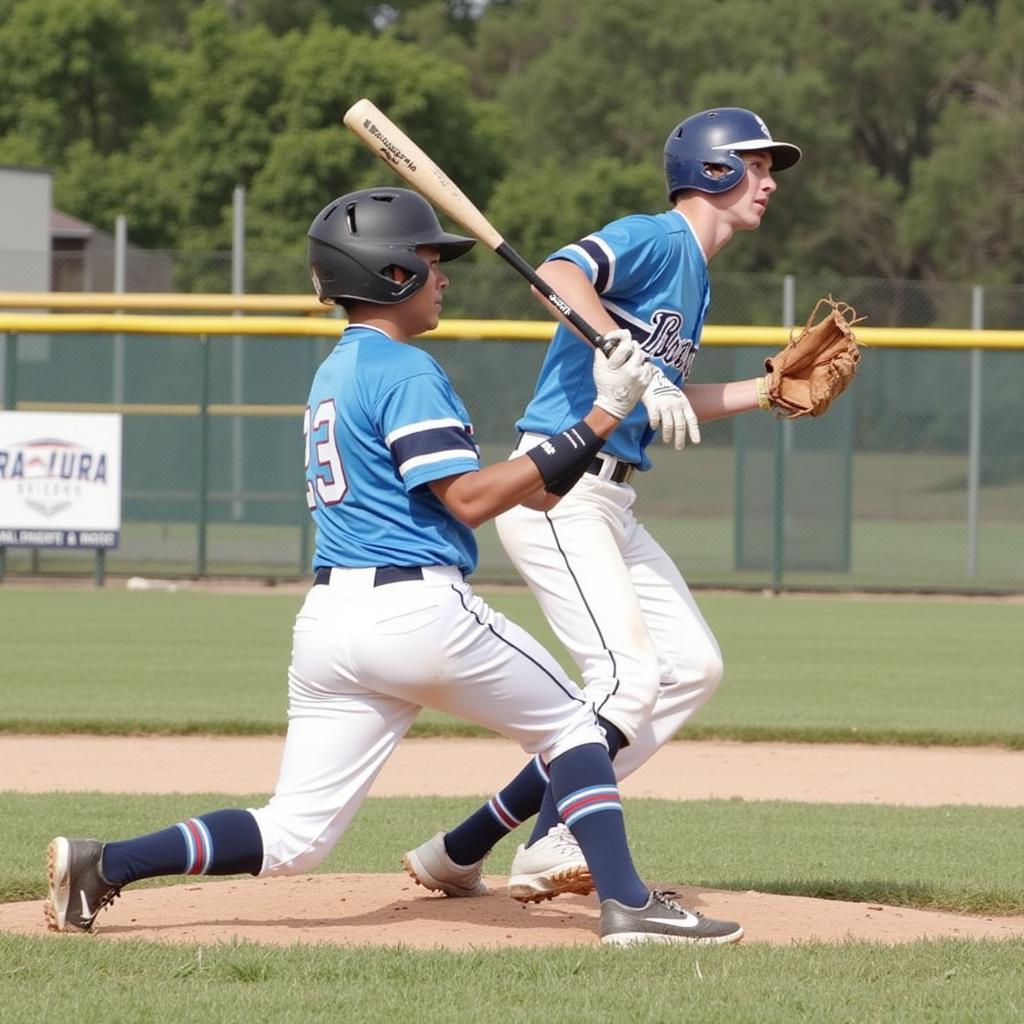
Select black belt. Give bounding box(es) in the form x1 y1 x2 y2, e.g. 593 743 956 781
314 566 425 587
585 457 637 485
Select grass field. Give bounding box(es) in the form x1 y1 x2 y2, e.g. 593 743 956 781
3 793 1023 1022
3 933 1021 1024
2 586 1022 1022
3 589 1022 745
1 793 1023 1022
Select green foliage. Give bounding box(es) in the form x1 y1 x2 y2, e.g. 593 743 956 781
0 0 156 162
486 158 663 264
1 0 1024 284
900 0 1024 284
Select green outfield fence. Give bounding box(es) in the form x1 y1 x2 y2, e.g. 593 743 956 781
1 272 1022 592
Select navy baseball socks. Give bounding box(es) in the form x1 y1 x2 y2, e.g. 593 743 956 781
542 742 649 908
528 719 626 844
100 808 263 885
442 754 549 865
442 716 627 866
544 744 744 945
45 809 264 932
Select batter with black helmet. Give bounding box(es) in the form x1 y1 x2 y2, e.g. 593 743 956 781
405 108 801 904
44 186 743 946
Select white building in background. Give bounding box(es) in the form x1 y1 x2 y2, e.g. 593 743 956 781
0 166 173 294
0 165 52 291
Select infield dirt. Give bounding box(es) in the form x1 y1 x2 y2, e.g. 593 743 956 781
2 736 1022 948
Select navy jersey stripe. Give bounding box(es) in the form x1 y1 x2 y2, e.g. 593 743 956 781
389 422 477 474
576 238 610 293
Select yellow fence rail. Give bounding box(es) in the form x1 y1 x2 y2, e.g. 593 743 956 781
1 310 1023 350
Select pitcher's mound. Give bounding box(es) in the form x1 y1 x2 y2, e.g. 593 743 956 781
4 874 1024 948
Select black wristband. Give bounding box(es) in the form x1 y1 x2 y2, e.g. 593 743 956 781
524 420 604 494
544 459 592 497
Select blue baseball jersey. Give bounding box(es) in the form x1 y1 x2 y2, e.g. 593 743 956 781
517 209 711 471
305 325 481 575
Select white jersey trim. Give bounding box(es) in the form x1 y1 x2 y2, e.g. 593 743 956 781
601 300 648 331
399 449 480 476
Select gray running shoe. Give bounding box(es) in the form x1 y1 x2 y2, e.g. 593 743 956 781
507 823 593 902
44 837 122 933
601 890 743 946
402 831 489 897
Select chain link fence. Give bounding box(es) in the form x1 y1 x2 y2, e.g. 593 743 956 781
1 258 1022 592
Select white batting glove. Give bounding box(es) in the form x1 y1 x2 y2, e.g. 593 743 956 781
592 330 654 420
641 367 701 449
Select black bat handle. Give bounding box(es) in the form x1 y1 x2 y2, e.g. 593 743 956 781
494 243 619 356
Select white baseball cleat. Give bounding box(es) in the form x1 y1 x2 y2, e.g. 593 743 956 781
507 823 593 902
402 831 489 897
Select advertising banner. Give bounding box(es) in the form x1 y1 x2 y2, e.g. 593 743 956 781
0 411 122 549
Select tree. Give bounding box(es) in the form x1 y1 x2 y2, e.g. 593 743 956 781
899 0 1024 283
240 23 508 287
0 0 156 164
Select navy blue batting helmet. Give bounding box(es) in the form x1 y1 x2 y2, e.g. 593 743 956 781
664 108 801 200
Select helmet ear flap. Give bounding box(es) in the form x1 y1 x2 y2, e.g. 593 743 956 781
307 244 426 306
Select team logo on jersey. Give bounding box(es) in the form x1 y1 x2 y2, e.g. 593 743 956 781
638 309 699 378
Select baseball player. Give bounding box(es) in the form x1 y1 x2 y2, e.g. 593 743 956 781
404 108 801 901
44 186 743 946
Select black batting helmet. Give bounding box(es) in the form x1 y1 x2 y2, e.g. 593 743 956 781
664 108 801 200
307 187 475 305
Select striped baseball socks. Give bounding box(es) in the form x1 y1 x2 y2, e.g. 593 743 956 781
527 717 626 845
100 809 263 886
546 742 648 907
442 716 627 865
442 756 550 866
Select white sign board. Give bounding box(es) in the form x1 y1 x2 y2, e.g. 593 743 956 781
0 411 122 549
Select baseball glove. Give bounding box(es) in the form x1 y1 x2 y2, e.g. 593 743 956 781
763 297 864 418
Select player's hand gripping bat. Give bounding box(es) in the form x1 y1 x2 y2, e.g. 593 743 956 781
342 98 618 356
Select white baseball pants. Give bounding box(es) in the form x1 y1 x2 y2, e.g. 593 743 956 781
496 438 723 771
250 565 604 875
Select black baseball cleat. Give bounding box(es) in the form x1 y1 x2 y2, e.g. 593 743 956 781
600 889 744 946
44 837 122 933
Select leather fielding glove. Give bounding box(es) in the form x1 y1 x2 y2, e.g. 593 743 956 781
592 330 654 419
764 297 863 418
641 367 701 449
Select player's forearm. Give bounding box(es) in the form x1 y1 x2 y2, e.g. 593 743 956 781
433 407 620 525
684 379 765 422
430 460 542 528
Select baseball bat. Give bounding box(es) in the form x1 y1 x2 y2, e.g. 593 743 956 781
342 98 615 356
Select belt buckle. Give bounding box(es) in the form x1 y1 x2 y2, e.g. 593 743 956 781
619 463 636 485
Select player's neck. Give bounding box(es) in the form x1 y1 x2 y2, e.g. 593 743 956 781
673 199 734 261
352 316 410 342
346 305 414 343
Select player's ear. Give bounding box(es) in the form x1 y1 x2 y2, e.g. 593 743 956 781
386 265 410 284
